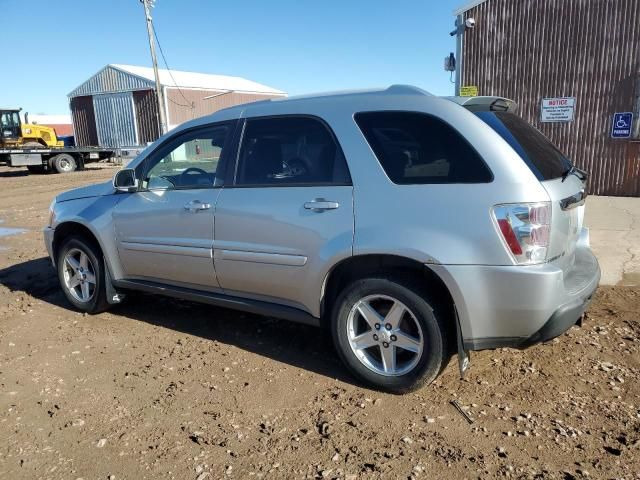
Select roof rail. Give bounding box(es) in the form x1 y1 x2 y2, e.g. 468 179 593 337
385 85 433 96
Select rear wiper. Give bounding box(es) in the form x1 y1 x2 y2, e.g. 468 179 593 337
561 165 588 183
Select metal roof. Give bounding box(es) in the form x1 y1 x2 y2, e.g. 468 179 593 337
29 114 72 124
68 64 286 98
453 0 489 15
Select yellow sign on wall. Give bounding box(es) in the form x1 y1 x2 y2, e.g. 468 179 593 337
460 85 478 97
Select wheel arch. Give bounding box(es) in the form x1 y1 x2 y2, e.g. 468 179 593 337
320 254 456 332
52 221 105 265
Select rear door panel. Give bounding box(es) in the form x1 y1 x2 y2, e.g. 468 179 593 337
213 186 353 313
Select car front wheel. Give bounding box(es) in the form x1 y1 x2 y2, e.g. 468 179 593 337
57 236 110 313
331 277 448 393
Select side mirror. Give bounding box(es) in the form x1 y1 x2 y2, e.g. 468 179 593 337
113 168 139 192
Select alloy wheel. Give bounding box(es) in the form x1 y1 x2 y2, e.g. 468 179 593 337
62 248 97 303
346 294 424 376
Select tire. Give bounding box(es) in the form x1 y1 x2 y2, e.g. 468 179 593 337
331 277 447 393
51 153 77 173
57 236 111 314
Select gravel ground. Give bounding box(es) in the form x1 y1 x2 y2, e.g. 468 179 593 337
0 165 638 480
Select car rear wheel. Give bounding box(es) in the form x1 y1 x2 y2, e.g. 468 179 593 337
57 236 110 313
331 277 447 393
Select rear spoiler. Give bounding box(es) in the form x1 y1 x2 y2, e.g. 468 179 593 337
443 96 517 113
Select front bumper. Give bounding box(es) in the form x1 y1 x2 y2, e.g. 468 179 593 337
43 226 55 266
431 242 600 351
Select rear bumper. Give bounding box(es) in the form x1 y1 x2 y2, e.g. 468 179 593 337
431 238 600 351
517 288 596 348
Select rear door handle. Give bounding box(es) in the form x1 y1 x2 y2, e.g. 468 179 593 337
184 200 211 212
304 199 339 211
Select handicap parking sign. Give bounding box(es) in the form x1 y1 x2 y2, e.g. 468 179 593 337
611 112 633 138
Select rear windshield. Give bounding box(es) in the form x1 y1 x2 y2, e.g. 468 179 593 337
475 111 571 180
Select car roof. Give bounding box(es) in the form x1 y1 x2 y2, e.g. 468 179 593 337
226 85 514 115
173 85 516 132
218 85 433 117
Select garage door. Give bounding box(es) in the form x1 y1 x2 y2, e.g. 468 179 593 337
93 92 138 147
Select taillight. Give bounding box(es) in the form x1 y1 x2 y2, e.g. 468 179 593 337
492 202 551 265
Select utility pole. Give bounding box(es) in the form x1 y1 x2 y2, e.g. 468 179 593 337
451 15 464 96
141 0 167 135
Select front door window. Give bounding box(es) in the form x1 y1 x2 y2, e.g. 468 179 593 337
143 124 231 190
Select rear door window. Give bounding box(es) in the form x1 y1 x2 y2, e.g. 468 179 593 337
474 111 571 180
355 111 493 184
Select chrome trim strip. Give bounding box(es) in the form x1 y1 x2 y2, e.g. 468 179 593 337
121 241 211 258
214 249 307 266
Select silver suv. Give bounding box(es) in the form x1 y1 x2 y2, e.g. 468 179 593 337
45 86 600 392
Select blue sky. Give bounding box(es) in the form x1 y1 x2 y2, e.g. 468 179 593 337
1 0 460 115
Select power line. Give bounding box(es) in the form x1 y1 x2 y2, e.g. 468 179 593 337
151 21 194 109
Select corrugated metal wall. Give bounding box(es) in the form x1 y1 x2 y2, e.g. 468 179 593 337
69 95 98 147
462 0 640 196
93 92 138 147
133 89 160 144
69 65 154 98
166 88 283 127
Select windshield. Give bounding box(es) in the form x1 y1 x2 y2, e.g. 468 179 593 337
475 111 571 180
1 111 20 129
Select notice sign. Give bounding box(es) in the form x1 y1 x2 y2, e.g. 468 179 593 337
541 97 575 122
611 112 633 138
460 85 478 97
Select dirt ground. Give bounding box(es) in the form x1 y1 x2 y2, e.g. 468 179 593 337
0 164 638 480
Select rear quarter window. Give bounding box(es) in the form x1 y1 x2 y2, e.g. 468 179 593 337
355 111 493 184
474 111 571 180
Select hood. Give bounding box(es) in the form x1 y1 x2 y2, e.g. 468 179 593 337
56 181 114 202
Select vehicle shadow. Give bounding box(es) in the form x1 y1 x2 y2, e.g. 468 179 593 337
0 170 29 178
0 257 355 385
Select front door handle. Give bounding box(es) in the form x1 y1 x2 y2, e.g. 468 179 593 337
184 200 211 212
304 199 339 212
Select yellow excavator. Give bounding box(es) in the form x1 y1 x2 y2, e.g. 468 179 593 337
0 107 64 148
1 107 116 174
